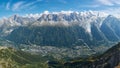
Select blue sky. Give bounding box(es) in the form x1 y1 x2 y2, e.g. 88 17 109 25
0 0 120 18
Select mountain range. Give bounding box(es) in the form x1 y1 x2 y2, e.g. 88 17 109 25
0 11 120 68
0 11 120 55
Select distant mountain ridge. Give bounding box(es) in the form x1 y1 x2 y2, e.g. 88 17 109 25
0 11 108 35
0 11 120 48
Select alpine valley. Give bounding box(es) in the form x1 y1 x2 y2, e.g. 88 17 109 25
0 11 120 68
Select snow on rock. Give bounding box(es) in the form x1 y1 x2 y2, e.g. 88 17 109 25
0 11 111 35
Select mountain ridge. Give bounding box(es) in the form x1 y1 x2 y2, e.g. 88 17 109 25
0 11 120 54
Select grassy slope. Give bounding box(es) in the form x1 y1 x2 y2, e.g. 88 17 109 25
0 42 119 68
0 47 52 68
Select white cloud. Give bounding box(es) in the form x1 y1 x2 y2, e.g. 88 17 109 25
12 1 25 11
12 0 42 11
22 1 41 10
97 0 113 6
21 1 38 9
44 11 49 14
100 7 120 18
6 2 10 10
80 4 100 8
97 0 120 6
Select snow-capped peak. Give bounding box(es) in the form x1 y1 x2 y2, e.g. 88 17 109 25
79 10 108 17
24 13 42 19
0 11 113 35
22 11 108 19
